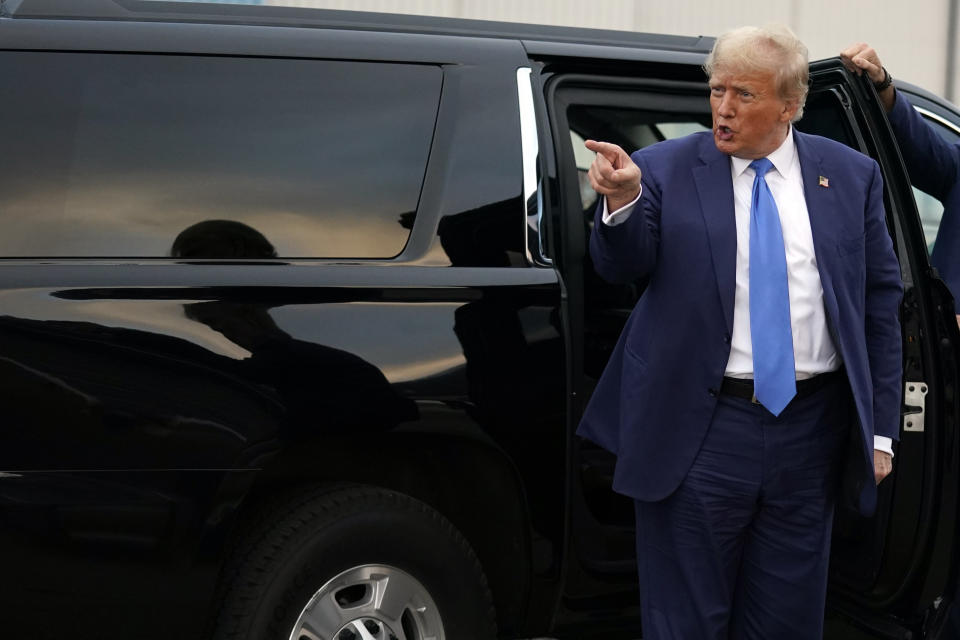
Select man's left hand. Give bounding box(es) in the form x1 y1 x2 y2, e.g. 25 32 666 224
874 450 893 484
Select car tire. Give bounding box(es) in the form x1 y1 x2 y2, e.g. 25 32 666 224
211 484 497 640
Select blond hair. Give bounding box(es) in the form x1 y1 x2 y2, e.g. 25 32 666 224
703 24 809 121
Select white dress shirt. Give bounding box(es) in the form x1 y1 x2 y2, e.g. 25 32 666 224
601 128 893 456
726 128 837 379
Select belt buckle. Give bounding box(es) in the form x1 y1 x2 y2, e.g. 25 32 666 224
751 393 760 405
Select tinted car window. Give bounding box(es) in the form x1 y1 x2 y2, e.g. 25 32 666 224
0 53 441 258
567 107 710 211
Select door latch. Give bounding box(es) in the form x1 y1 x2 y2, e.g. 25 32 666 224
903 381 928 433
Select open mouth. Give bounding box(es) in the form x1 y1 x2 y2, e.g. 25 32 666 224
717 125 734 141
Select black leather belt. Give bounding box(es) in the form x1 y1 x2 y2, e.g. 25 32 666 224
720 369 844 404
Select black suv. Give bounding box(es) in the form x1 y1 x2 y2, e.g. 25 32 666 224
0 1 957 639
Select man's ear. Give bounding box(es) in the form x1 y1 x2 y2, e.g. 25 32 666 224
780 98 800 123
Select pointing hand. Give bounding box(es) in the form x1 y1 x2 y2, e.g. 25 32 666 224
585 140 642 212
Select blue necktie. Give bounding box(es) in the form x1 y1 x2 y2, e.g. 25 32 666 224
749 158 796 416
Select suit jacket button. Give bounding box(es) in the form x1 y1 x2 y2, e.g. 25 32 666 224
708 388 718 397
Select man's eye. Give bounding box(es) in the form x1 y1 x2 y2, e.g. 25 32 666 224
711 87 724 95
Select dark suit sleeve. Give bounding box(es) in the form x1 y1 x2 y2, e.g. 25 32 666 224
889 91 960 300
888 90 960 203
588 151 661 284
888 91 960 309
863 161 904 441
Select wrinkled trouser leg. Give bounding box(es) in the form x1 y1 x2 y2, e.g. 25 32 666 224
635 381 848 640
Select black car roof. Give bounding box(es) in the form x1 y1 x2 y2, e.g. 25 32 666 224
1 0 714 53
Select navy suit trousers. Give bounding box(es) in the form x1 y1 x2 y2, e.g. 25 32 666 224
634 377 850 639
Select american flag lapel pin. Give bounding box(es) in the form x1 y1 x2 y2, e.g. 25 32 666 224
819 175 829 188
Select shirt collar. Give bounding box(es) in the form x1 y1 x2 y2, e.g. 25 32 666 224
730 126 797 179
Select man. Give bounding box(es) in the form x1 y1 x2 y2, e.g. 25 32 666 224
577 25 902 639
842 42 960 326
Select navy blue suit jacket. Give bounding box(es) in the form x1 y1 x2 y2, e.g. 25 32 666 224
888 91 960 300
577 129 903 516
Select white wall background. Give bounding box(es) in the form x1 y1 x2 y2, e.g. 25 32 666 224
254 0 957 101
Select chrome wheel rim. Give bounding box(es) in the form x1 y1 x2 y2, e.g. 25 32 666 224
289 564 445 640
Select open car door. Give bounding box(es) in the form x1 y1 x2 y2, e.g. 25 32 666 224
801 58 960 640
546 52 960 638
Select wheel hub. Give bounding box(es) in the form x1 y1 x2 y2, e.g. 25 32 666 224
335 617 398 640
288 564 445 640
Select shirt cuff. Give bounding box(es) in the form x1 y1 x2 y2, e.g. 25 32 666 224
874 435 894 458
600 186 643 226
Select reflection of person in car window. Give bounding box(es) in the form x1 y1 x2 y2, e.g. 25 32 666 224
843 43 960 326
171 219 278 259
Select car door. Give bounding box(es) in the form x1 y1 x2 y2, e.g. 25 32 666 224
0 33 445 640
801 62 960 640
539 52 960 638
832 76 960 640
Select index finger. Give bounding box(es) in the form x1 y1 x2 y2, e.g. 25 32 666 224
585 139 624 164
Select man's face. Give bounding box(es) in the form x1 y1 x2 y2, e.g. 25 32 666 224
709 66 798 159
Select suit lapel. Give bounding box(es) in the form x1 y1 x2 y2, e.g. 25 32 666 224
693 136 737 335
795 131 842 338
